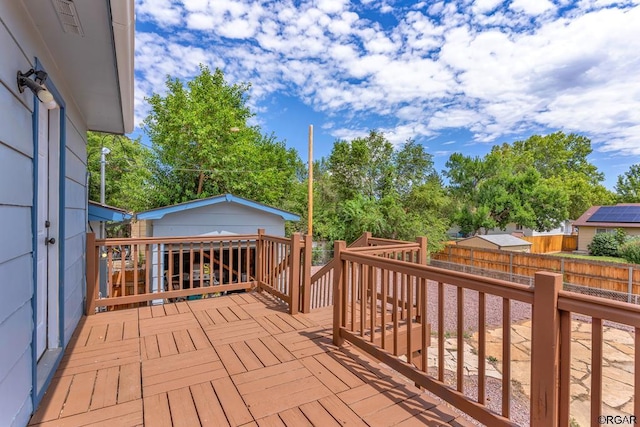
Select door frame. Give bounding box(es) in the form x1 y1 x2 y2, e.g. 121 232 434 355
31 58 67 407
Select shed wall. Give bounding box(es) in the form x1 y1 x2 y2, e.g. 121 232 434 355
150 202 286 237
456 237 499 250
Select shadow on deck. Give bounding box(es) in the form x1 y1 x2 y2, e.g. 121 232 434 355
28 292 472 426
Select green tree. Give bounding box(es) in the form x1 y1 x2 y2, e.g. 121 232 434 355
143 65 303 208
615 164 640 203
445 147 569 235
315 131 451 250
509 132 614 219
87 132 152 212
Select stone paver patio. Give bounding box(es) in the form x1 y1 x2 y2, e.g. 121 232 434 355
460 320 636 427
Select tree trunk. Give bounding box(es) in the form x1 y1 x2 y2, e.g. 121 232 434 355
197 171 205 195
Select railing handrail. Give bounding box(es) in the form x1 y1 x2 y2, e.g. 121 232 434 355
558 290 640 327
309 257 337 284
345 243 420 253
367 236 417 246
341 249 535 304
94 234 260 246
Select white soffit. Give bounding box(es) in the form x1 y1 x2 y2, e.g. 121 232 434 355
24 0 134 134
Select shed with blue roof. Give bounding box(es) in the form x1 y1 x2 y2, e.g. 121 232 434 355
132 194 300 238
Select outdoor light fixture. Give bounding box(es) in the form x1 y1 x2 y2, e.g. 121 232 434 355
17 68 54 104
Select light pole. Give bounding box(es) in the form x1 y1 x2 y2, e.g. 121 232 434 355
100 146 110 238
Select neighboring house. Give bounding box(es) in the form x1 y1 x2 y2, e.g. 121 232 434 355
448 221 573 238
133 194 300 238
486 220 574 237
456 234 533 252
0 2 134 426
574 204 640 252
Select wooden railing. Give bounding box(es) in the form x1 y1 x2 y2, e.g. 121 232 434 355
86 230 312 315
308 232 424 310
256 230 311 314
331 239 640 426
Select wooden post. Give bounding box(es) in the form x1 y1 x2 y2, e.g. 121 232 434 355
307 124 313 237
256 229 264 291
416 236 427 265
333 240 346 347
301 233 312 313
415 236 428 322
289 233 301 315
530 271 562 426
85 233 99 315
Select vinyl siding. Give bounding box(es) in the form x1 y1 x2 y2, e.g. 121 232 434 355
0 1 89 424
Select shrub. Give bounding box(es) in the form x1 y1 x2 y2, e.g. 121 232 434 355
619 238 640 264
588 232 620 257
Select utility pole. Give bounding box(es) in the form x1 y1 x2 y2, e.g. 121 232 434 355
307 125 313 237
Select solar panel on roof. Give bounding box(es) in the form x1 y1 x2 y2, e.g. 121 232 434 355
587 205 640 223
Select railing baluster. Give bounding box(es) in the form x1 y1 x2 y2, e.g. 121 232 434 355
120 246 126 296
393 271 399 356
351 261 356 331
199 241 204 288
457 286 464 392
559 310 572 426
635 327 640 419
502 297 511 418
591 318 603 426
421 274 428 372
360 263 365 337
381 267 388 351
189 244 194 289
438 281 444 382
407 274 413 366
369 265 375 343
478 292 486 404
132 244 138 296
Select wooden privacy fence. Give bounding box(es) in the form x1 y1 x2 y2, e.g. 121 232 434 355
520 234 578 253
86 230 312 315
332 241 640 426
433 244 640 297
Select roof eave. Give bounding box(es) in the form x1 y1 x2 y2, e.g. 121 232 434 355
110 0 135 134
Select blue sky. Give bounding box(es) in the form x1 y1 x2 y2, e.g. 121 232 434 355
131 0 640 190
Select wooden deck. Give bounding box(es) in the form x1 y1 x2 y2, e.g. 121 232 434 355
29 292 472 427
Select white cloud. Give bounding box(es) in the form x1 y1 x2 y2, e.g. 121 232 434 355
132 0 640 159
510 0 555 16
472 0 503 14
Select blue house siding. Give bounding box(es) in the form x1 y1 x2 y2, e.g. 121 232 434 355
1 0 133 424
0 11 37 420
1 5 84 426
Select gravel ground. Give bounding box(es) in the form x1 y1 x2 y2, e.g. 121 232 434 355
423 280 533 334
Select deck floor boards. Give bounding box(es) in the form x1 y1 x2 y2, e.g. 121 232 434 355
29 291 468 426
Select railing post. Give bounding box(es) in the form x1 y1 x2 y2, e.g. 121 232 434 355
416 236 427 265
415 236 428 323
85 233 98 315
301 234 312 313
289 233 301 315
364 231 371 246
333 240 346 347
530 271 562 426
256 229 264 290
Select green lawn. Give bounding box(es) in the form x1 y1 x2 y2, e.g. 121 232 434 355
548 252 628 264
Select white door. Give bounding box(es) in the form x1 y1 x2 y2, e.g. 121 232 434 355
36 105 60 359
